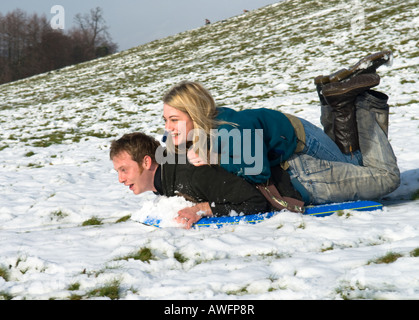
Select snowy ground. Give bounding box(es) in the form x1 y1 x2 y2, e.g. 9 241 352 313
1 0 419 300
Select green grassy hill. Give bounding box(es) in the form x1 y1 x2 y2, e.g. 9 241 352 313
1 0 418 150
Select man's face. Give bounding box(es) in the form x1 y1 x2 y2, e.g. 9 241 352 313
112 151 153 195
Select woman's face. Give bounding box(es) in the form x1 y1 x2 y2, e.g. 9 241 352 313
163 103 194 146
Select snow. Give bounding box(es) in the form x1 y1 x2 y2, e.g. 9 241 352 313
1 0 419 300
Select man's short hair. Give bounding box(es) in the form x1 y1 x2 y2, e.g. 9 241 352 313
110 132 160 165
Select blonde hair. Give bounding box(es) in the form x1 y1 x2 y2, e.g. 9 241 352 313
163 81 225 157
163 81 218 139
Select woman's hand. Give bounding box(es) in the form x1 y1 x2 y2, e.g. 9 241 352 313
175 202 213 229
187 149 208 166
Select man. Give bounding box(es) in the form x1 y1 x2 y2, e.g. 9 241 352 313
110 132 273 229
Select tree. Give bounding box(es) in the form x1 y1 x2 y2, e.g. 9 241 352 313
73 7 117 60
0 7 118 84
0 9 29 81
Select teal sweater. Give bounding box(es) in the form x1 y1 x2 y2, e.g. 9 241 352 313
214 107 298 184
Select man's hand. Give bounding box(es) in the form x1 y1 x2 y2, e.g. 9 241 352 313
175 202 213 229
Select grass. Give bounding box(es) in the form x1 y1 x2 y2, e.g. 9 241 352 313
410 248 419 257
82 216 103 226
174 251 189 264
50 210 68 221
115 247 155 263
0 266 10 282
0 291 13 300
86 280 121 300
68 282 81 291
68 279 123 300
226 286 249 296
115 215 131 223
368 251 403 264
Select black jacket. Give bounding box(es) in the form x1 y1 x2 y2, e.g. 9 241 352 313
154 162 270 216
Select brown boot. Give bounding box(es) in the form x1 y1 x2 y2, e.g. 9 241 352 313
322 73 380 154
315 50 392 85
314 76 335 140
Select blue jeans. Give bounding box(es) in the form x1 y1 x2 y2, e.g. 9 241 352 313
288 93 400 205
299 118 363 165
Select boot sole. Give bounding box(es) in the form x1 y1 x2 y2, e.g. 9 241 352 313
315 50 393 85
322 74 380 97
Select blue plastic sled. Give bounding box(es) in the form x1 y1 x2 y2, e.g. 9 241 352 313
141 200 383 229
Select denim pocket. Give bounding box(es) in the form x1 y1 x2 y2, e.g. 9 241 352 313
299 154 332 177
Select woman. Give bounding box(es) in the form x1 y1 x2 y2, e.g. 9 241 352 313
161 50 400 203
162 80 367 185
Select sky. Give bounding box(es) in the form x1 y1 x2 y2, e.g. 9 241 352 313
0 0 279 51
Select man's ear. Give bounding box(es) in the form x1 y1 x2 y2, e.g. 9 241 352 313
142 155 153 170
